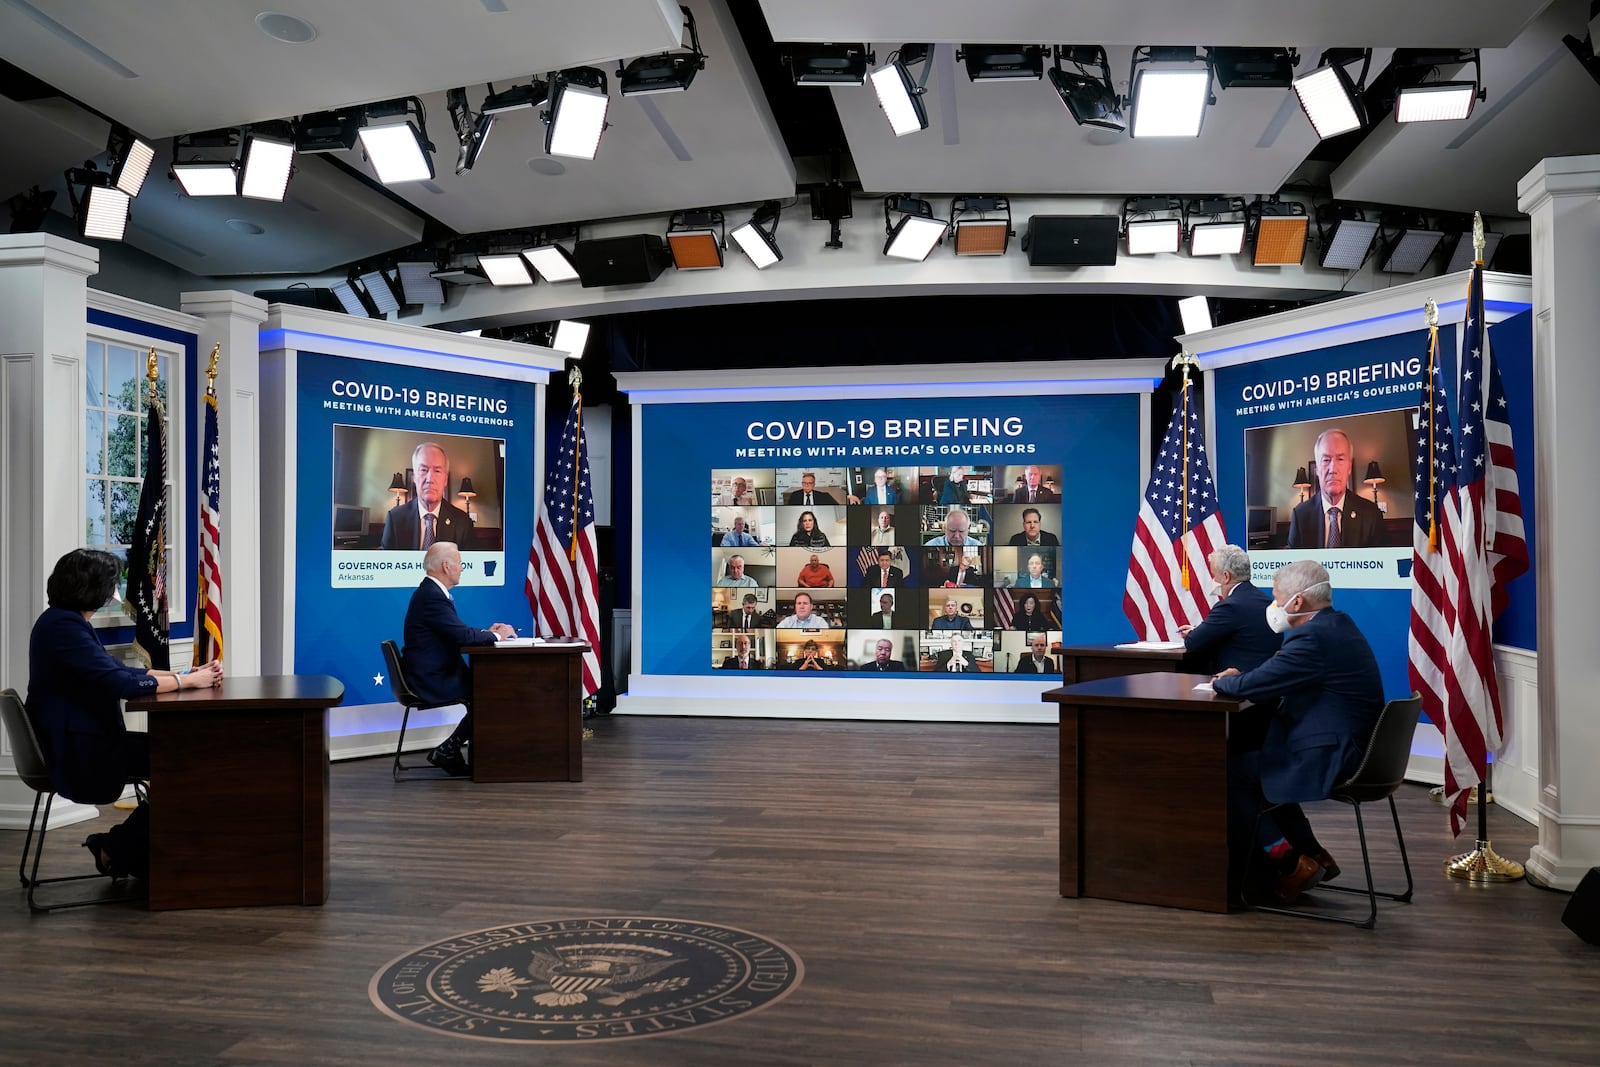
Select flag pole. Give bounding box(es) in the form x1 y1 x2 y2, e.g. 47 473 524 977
1170 350 1200 594
1444 211 1524 884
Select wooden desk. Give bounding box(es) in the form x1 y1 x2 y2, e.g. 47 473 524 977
1056 642 1187 684
128 675 344 910
1043 672 1247 913
462 643 586 783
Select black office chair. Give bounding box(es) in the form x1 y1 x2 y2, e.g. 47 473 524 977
381 640 461 781
1250 693 1424 929
1 687 140 912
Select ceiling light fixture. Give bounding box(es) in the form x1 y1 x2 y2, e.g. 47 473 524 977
666 209 726 270
882 195 947 261
331 276 376 317
477 251 535 286
1122 196 1183 255
957 44 1046 82
729 200 784 269
949 195 1012 256
1127 47 1214 138
1292 48 1371 139
447 87 496 175
396 258 447 304
294 109 361 154
1379 211 1445 273
170 130 240 196
358 267 401 315
239 122 295 201
1316 202 1379 270
1184 196 1247 255
1048 46 1125 132
105 124 155 196
1392 49 1486 122
784 43 873 86
1209 47 1298 88
358 97 435 183
1178 295 1214 335
1248 197 1309 266
619 5 706 95
543 67 610 160
552 319 591 358
1443 225 1502 273
524 229 582 283
869 45 934 137
810 174 853 250
64 164 130 240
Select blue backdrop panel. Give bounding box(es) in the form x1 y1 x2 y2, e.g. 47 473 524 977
638 392 1142 677
292 352 537 703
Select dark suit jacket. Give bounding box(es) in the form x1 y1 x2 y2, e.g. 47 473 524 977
864 565 905 588
381 499 475 550
401 578 499 706
931 615 974 631
1013 655 1057 674
785 489 840 505
728 611 766 631
1010 609 1053 632
861 486 898 504
720 655 763 670
1286 492 1383 549
1182 582 1280 675
1212 608 1384 804
860 659 907 672
935 650 978 672
1007 532 1061 547
26 607 158 804
942 565 989 588
1010 487 1059 503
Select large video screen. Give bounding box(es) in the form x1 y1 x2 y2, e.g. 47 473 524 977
639 392 1143 679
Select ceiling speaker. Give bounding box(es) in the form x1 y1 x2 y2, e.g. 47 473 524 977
1022 215 1120 267
573 234 671 287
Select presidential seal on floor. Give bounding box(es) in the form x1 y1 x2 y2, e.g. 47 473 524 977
368 916 804 1043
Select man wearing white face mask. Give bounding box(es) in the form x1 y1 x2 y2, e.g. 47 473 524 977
1212 559 1384 904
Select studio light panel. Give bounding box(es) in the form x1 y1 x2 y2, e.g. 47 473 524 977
525 244 581 282
359 121 434 183
730 222 782 268
1189 221 1246 256
477 253 534 286
1126 219 1181 255
1293 64 1364 138
884 215 947 261
1254 217 1308 266
1320 219 1380 270
82 185 130 240
1129 68 1211 138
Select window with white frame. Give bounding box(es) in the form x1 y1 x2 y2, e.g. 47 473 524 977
83 332 186 624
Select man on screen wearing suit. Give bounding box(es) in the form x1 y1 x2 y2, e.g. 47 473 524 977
931 597 973 630
1014 632 1057 674
1212 560 1383 903
717 477 756 506
402 542 516 776
786 472 839 506
1010 465 1058 504
382 442 475 550
1286 429 1383 549
730 593 763 631
1013 552 1054 588
720 516 760 547
941 554 987 588
1007 508 1061 547
873 592 900 629
860 637 907 672
867 549 905 589
720 634 762 670
861 468 898 505
935 633 975 672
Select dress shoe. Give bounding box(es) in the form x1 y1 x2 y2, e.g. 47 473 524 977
426 745 469 777
1274 854 1325 902
1311 849 1342 882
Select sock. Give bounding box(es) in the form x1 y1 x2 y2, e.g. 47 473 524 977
1265 837 1293 861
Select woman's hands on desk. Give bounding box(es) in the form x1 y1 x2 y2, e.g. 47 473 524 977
183 660 223 689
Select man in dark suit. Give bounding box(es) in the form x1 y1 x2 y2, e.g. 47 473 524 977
1286 428 1384 549
1013 632 1057 674
870 592 901 629
931 597 974 630
1009 465 1058 504
720 634 762 670
865 548 905 588
941 555 988 587
402 542 515 775
729 593 764 631
382 441 476 550
1178 545 1280 677
934 633 977 672
860 637 907 672
1213 559 1384 902
785 472 839 506
1007 507 1061 546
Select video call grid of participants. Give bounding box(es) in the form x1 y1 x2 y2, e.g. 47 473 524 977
709 466 1067 673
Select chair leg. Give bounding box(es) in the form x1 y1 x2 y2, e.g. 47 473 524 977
391 704 453 781
1319 797 1414 904
21 793 136 913
392 703 413 780
19 791 42 887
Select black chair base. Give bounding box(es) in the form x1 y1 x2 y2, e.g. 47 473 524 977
1247 795 1414 929
392 705 466 781
21 792 143 913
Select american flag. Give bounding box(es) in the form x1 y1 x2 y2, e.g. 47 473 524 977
1123 378 1225 640
526 389 601 697
124 364 169 669
192 358 224 665
1438 258 1528 835
993 589 1014 630
1406 318 1456 739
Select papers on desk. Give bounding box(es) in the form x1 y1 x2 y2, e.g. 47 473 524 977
497 637 536 647
1114 640 1186 651
1192 681 1215 693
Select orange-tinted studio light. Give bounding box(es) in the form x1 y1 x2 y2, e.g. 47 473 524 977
1253 215 1308 266
667 229 723 269
954 218 1009 255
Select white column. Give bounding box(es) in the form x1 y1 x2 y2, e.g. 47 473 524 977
0 234 102 829
178 291 266 677
1517 155 1600 890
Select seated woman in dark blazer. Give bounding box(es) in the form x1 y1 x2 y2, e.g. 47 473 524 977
26 549 222 879
1010 593 1052 632
788 510 831 548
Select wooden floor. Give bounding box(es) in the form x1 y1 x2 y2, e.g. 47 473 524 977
2 714 1597 1066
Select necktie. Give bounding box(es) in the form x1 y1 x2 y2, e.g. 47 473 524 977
740 658 747 669
806 493 812 506
1327 506 1341 549
1029 490 1035 502
881 569 888 585
744 613 752 628
422 513 435 550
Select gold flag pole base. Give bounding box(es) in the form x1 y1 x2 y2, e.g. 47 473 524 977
1445 840 1525 882
1431 784 1493 805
